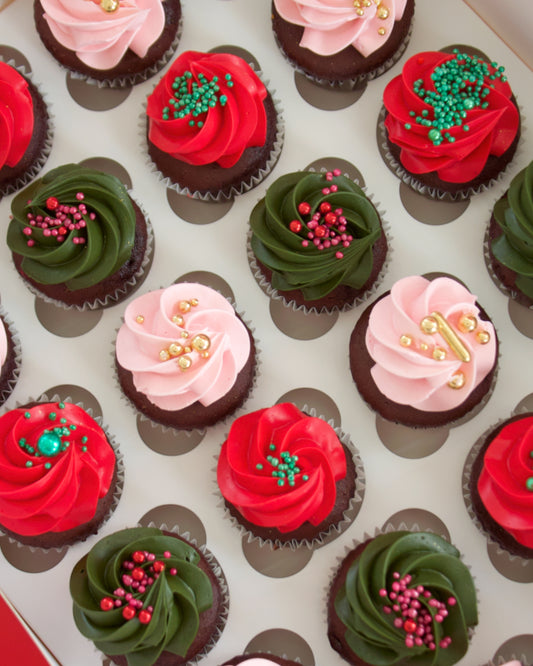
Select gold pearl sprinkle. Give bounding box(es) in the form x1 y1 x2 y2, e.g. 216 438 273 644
356 8 364 15
362 0 371 5
169 343 183 357
353 0 361 6
192 333 211 353
100 0 119 12
432 347 447 361
420 316 438 335
419 342 429 351
172 314 184 327
476 330 491 344
377 5 389 19
400 334 412 347
178 356 192 371
190 298 199 307
181 331 189 339
184 346 192 354
178 300 191 313
136 315 144 324
377 27 386 35
458 314 477 333
448 372 465 389
201 351 210 359
159 349 170 362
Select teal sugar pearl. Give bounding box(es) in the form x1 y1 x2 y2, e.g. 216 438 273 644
37 431 62 457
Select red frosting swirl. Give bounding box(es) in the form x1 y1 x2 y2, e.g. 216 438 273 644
0 402 115 536
383 51 519 183
146 50 267 168
0 62 34 170
477 416 533 548
217 403 347 532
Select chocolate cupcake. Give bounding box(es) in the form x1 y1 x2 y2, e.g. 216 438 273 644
70 526 228 665
7 163 152 309
0 399 121 549
381 48 520 200
34 0 182 87
327 530 478 666
217 402 363 547
249 167 388 312
486 160 533 307
465 413 533 560
221 655 302 666
349 275 498 428
0 60 52 198
272 0 415 87
146 50 283 200
115 282 257 431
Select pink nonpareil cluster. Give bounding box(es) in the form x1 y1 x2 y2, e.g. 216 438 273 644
379 571 456 650
22 193 92 247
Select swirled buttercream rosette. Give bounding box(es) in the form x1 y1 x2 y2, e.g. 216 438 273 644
143 50 284 200
0 394 123 550
247 166 390 314
115 283 258 432
69 525 229 666
463 410 533 560
7 164 154 310
0 58 53 199
0 304 22 408
326 523 478 666
216 403 365 550
34 0 183 88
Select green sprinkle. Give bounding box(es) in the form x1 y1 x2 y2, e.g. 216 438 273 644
256 463 263 470
81 436 88 444
24 412 31 419
81 446 87 453
527 477 533 491
25 461 33 467
404 123 411 130
58 402 65 409
60 418 67 424
44 462 51 470
48 412 56 421
302 475 309 481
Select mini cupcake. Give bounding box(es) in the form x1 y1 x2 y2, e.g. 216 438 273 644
146 50 283 200
486 160 533 307
327 530 478 666
381 48 520 200
272 0 415 87
249 167 388 312
217 402 363 547
465 413 533 559
115 282 256 431
221 655 302 666
7 163 152 309
70 526 228 665
34 0 182 87
0 399 121 549
0 308 21 407
0 60 52 198
349 275 498 428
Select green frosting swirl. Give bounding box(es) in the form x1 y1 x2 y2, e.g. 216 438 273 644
334 531 478 666
250 171 383 300
70 527 214 666
491 161 533 299
7 164 136 290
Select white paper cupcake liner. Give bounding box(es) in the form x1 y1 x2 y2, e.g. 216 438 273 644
246 170 392 316
0 305 21 406
0 57 54 200
0 392 124 552
141 67 285 201
215 405 366 551
13 193 154 312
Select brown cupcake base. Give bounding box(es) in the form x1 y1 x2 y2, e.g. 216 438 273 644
12 199 150 309
271 0 415 86
349 290 498 428
222 654 301 666
468 413 533 560
147 93 281 200
33 0 182 86
116 324 257 431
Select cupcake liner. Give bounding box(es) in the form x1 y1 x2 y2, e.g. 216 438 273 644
273 10 414 89
142 69 285 201
0 305 22 406
377 105 524 202
246 171 392 316
215 405 366 551
462 407 533 561
113 287 261 434
0 57 54 200
13 194 154 312
486 657 528 666
0 392 124 552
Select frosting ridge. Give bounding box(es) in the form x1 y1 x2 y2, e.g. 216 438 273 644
0 62 34 170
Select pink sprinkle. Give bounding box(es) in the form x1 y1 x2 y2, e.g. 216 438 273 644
114 600 122 607
76 192 84 200
57 236 65 242
416 626 425 636
122 575 133 586
392 582 400 592
42 229 51 237
323 240 331 248
330 184 338 192
429 642 436 651
147 606 154 613
379 589 387 597
333 168 341 176
415 638 423 646
423 590 432 598
131 581 139 589
447 597 456 606
147 577 154 585
407 609 417 618
322 187 330 195
79 220 86 228
331 238 339 246
69 206 77 215
23 227 32 236
301 240 309 247
392 605 400 612
114 588 125 597
325 172 333 181
383 606 391 614
335 251 344 259
313 238 320 246
74 213 81 220
125 593 133 601
36 215 43 223
338 216 346 224
307 232 314 240
429 599 439 608
405 638 414 648
308 220 318 230
163 551 171 559
89 213 96 220
170 568 177 576
26 240 35 247
393 618 403 628
317 243 324 250
435 614 443 623
26 213 33 219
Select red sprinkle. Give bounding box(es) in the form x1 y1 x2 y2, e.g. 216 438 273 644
298 202 311 215
289 220 302 233
46 197 59 211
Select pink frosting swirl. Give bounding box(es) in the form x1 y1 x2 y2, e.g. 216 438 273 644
40 0 165 70
0 319 7 369
115 283 251 411
274 0 408 56
365 276 497 412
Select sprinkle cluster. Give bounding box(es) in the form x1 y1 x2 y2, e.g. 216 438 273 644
256 443 309 488
353 0 390 35
19 403 88 471
161 70 233 125
379 571 456 650
404 50 507 146
289 169 353 260
99 549 179 624
22 193 91 248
